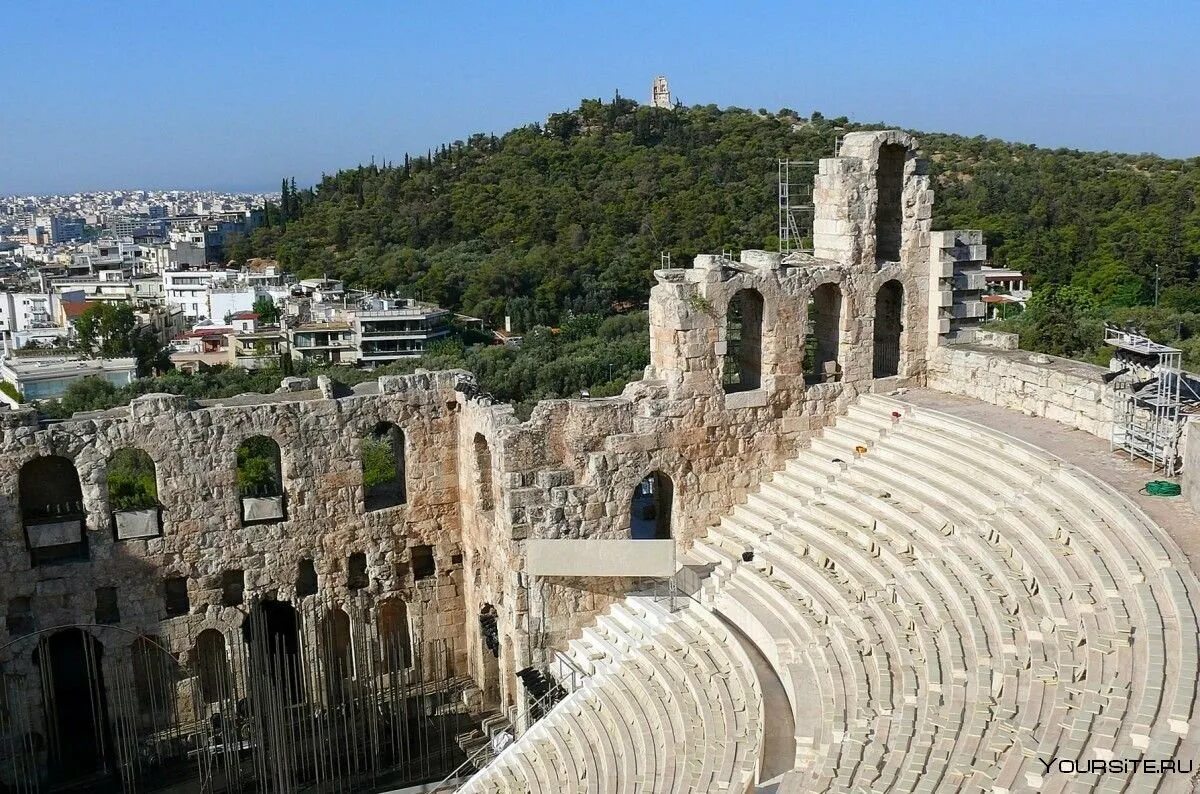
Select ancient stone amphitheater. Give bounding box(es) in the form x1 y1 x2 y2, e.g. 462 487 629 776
2 131 1198 793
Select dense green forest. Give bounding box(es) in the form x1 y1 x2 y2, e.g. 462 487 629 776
229 98 1200 343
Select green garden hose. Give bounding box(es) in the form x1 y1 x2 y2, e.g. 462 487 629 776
1144 480 1182 497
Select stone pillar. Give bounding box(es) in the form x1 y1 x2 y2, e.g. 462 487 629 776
928 230 988 348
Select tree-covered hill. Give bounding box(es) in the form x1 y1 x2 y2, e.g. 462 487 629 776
234 97 1200 334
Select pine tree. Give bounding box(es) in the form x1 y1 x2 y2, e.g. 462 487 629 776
279 177 290 224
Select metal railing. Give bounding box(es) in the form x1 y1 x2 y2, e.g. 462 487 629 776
427 676 572 792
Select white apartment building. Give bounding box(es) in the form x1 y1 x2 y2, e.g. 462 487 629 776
164 269 292 321
163 269 231 319
142 239 205 273
0 292 62 349
209 287 258 324
49 272 166 306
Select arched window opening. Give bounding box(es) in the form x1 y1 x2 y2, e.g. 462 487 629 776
20 456 87 565
723 289 764 393
322 608 353 701
379 599 412 674
33 629 109 783
109 448 161 540
363 422 406 511
132 635 174 728
875 143 906 262
804 284 843 386
474 433 494 512
195 629 231 705
873 280 905 378
237 436 285 524
630 471 673 540
296 558 318 597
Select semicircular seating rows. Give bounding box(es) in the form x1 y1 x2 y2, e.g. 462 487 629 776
460 394 1200 793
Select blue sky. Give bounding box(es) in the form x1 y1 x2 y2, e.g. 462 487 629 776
3 1 1197 195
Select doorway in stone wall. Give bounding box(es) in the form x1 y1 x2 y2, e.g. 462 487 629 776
630 471 673 540
245 598 302 702
35 628 113 786
479 604 501 707
873 279 905 378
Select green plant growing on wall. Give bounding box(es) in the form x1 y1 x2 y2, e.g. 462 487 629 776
236 436 282 496
107 448 158 511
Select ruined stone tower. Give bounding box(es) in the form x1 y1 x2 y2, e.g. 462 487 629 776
650 75 671 109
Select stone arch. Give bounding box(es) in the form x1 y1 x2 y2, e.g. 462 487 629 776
873 279 906 378
131 634 174 727
378 598 412 674
804 283 843 385
875 143 906 262
19 455 87 565
474 433 494 512
236 435 285 524
630 470 674 540
723 288 764 393
108 447 161 539
32 628 110 782
363 422 406 511
322 607 353 701
195 628 230 705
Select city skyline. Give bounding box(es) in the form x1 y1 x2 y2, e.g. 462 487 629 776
3 0 1199 195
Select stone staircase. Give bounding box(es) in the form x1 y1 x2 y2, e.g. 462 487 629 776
459 393 1200 793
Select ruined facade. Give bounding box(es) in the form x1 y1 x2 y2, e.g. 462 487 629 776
0 131 1062 790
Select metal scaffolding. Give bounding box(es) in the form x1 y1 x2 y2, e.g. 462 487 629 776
1105 327 1184 476
777 159 815 255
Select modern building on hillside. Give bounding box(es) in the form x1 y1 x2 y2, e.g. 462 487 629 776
0 354 136 402
980 266 1031 320
289 321 354 364
168 325 234 372
352 297 451 367
165 210 262 262
229 326 287 370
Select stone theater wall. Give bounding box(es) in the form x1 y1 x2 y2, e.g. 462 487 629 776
0 372 469 693
0 130 959 725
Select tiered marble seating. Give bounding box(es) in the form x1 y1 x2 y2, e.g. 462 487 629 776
459 596 764 793
461 394 1200 793
693 393 1200 792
